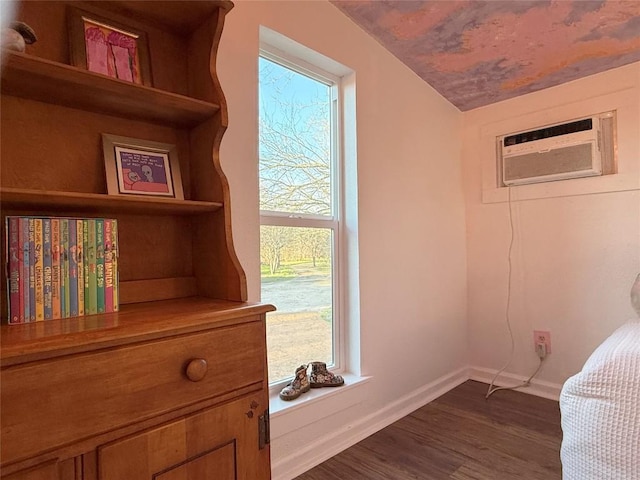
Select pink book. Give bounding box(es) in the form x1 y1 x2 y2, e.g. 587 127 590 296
7 217 21 324
104 219 114 313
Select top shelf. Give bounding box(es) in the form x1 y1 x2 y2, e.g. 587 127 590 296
0 52 220 128
98 0 233 35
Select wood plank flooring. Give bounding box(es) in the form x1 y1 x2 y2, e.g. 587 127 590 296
295 380 562 480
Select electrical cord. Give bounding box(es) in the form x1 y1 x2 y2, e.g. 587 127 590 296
486 355 546 398
485 186 545 399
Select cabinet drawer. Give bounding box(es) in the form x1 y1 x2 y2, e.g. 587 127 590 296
1 320 266 466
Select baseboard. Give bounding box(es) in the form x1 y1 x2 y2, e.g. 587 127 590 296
271 366 469 480
468 365 563 401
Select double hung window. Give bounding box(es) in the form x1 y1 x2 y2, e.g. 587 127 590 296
258 50 343 386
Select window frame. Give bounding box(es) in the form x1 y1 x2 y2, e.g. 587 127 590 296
258 46 346 390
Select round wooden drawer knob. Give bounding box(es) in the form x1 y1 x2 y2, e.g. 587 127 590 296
185 358 208 382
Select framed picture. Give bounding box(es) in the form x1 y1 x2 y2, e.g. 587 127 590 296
102 134 184 200
68 7 152 86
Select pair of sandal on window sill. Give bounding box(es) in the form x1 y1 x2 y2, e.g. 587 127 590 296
279 362 345 401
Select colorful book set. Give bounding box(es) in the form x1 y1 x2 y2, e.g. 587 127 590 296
5 216 119 324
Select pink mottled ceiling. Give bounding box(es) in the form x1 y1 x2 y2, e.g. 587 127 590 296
331 1 640 111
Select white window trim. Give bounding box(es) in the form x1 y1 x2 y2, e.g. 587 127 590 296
259 44 347 392
481 88 640 204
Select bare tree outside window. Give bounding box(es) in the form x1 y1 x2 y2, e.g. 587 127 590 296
259 56 339 384
259 59 332 216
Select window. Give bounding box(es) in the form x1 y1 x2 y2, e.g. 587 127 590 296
259 49 343 386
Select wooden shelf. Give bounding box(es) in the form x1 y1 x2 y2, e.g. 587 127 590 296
98 0 233 35
0 188 223 215
0 52 220 127
0 297 276 366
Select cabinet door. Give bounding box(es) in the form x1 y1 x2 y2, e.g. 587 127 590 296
3 459 76 480
98 393 270 480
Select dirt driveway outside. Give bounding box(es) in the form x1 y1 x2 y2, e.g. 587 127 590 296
262 264 333 383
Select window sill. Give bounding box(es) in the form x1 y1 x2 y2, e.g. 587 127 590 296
269 373 371 440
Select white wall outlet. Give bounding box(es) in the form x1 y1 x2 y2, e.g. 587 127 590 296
533 330 551 354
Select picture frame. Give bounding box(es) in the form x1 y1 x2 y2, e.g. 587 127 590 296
102 134 184 200
68 7 152 86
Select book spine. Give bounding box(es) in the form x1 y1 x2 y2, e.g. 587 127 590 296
68 219 78 318
34 218 44 321
76 219 85 317
60 219 69 319
28 218 35 321
51 219 61 320
112 220 119 312
43 218 53 320
7 217 21 323
21 218 30 322
104 219 114 313
87 219 97 315
17 218 26 323
83 220 89 316
96 219 105 314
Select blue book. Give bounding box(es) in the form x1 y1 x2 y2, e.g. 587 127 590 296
96 219 105 314
69 219 78 318
43 218 53 320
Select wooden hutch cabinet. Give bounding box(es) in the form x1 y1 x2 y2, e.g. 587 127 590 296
0 2 273 479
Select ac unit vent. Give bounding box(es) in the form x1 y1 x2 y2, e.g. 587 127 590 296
503 143 594 183
503 118 594 147
498 112 615 187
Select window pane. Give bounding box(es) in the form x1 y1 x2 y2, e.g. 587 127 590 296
260 225 333 384
259 57 332 216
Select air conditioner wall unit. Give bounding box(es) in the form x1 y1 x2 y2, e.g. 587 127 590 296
499 116 604 186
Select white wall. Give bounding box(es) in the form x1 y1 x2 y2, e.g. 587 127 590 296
217 1 468 477
462 63 640 392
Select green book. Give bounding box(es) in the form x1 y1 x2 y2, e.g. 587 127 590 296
96 219 105 314
87 219 97 315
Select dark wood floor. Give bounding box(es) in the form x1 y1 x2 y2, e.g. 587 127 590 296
295 380 562 480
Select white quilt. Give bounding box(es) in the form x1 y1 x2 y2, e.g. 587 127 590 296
560 321 640 480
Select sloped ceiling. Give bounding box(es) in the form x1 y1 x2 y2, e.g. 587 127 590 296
331 0 640 111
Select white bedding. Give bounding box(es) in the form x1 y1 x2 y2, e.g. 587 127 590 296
559 321 640 480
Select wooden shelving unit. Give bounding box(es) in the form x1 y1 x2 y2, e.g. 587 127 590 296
0 0 246 306
0 1 273 478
